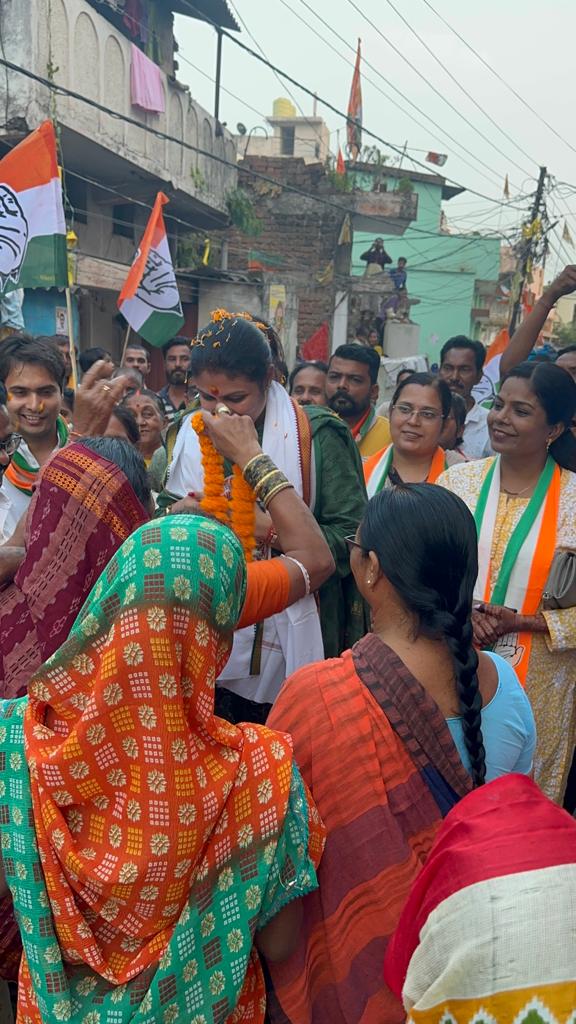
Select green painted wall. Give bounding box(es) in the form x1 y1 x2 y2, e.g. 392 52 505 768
350 173 501 364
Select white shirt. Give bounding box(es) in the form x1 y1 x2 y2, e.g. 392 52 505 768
0 487 14 543
0 437 52 539
462 401 493 460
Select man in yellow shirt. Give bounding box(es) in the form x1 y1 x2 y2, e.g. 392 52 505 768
326 344 391 459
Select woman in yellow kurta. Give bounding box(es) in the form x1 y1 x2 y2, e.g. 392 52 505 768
439 361 576 804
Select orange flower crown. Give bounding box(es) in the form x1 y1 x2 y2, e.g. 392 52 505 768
191 309 269 348
191 412 256 561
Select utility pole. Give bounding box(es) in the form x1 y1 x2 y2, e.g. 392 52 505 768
509 165 547 335
214 29 223 136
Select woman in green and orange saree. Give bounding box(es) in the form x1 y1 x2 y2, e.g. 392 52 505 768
0 514 325 1023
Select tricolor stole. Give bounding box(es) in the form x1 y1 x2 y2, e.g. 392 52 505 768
474 455 561 684
364 444 446 497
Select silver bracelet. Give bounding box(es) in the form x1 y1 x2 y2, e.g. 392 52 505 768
282 556 311 597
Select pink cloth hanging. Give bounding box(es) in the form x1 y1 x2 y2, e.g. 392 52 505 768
130 43 165 114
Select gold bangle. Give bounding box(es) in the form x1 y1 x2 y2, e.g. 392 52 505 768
242 453 267 475
253 470 279 495
263 481 294 509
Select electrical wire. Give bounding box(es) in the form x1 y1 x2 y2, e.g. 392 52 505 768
278 0 512 193
226 0 327 155
418 0 576 161
380 0 537 174
3 56 516 248
343 0 526 186
175 0 531 209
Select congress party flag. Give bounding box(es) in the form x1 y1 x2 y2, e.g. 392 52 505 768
0 120 67 295
347 39 363 161
472 328 509 406
118 191 184 346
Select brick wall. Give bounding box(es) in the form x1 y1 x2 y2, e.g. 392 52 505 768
223 156 348 354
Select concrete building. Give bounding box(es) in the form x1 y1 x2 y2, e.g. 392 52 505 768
1 0 239 366
218 155 418 367
471 247 555 346
350 164 501 363
234 98 331 165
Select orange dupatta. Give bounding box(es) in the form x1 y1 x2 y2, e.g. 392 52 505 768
364 445 446 495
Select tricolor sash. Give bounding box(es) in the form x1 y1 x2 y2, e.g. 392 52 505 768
352 405 376 445
474 455 561 684
364 444 446 498
4 416 69 495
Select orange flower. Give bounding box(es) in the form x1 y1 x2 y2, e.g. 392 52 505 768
191 414 256 560
210 308 233 323
231 468 256 563
191 414 229 524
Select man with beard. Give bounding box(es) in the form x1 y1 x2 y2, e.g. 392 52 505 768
326 344 391 459
157 337 191 423
438 336 492 459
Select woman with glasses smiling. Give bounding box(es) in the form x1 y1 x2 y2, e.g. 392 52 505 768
363 373 462 496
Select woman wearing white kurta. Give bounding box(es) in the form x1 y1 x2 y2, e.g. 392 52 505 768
164 311 368 722
439 361 576 803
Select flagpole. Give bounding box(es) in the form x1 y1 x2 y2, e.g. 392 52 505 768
121 324 132 368
65 287 78 390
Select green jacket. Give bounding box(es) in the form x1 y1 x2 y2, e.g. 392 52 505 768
157 402 369 657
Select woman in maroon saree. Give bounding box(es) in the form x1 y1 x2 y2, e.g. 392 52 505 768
0 439 149 700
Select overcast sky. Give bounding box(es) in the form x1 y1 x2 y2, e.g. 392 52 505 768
175 0 576 280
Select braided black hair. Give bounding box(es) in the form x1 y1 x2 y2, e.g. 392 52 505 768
359 484 486 786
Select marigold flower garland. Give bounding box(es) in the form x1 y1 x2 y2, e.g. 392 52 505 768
192 412 256 561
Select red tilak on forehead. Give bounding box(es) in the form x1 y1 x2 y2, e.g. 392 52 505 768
209 386 220 396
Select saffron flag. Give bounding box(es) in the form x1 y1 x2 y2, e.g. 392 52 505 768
0 120 67 295
426 152 447 167
118 192 184 346
336 147 346 175
347 40 362 161
301 321 329 362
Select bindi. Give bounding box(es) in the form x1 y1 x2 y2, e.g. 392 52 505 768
209 386 220 396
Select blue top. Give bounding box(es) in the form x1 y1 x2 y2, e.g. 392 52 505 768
447 652 536 782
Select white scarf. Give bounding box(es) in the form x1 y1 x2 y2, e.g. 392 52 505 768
166 382 324 705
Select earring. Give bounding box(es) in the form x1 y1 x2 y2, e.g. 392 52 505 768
546 436 552 450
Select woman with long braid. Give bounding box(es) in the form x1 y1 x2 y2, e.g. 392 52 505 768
265 485 535 1024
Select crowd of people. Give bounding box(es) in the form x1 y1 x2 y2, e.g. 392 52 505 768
0 266 574 1022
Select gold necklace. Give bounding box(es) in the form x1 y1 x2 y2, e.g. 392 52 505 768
501 482 534 497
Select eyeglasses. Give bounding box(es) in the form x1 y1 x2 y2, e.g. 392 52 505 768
0 433 22 456
345 534 366 553
392 402 443 422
